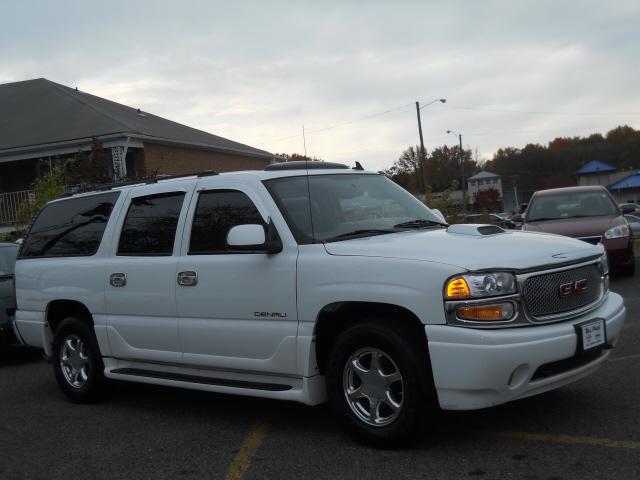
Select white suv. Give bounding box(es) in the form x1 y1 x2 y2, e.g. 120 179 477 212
14 162 626 446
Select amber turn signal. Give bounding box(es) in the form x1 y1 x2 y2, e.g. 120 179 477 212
456 303 514 321
445 277 471 299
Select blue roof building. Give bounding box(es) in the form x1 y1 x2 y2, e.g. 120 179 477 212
576 160 617 175
607 171 640 204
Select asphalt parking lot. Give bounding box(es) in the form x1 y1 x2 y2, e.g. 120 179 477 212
1 262 638 480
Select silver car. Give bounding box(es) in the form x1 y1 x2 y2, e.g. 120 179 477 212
0 242 20 349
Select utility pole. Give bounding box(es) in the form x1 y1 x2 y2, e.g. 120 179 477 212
415 102 427 194
511 175 519 211
458 133 466 215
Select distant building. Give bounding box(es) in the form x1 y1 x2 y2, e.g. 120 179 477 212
576 160 630 187
575 160 639 204
607 171 640 204
0 78 275 195
467 170 503 206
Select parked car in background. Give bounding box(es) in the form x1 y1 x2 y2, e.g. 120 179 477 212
464 213 516 229
0 242 20 350
619 203 640 215
521 186 635 275
625 214 640 239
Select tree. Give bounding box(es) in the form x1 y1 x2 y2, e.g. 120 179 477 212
383 146 421 193
426 145 476 193
274 152 323 162
16 166 66 225
473 187 502 213
65 137 112 185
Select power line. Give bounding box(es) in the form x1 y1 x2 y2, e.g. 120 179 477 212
254 100 417 146
443 104 640 116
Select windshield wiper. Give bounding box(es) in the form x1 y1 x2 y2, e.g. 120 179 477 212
394 219 447 229
324 229 397 242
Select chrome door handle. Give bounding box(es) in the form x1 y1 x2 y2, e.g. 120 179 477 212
110 273 127 287
177 271 198 286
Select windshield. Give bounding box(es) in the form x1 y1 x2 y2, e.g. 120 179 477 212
527 190 618 221
0 245 19 275
264 173 445 243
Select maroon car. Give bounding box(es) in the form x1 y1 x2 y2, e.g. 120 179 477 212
521 186 635 275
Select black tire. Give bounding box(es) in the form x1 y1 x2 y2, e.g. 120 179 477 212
52 317 105 403
326 321 437 448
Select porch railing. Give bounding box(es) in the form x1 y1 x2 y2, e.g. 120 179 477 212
0 190 35 225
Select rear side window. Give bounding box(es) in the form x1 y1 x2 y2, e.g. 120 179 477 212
19 192 119 258
189 190 263 254
0 245 19 274
118 192 185 256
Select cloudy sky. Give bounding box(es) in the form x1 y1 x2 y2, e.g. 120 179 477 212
2 0 640 171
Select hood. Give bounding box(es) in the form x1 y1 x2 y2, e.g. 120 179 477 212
522 215 622 237
322 226 603 271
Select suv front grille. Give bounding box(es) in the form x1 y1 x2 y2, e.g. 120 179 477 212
522 264 601 319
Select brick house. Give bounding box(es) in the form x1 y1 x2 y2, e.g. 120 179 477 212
0 78 276 194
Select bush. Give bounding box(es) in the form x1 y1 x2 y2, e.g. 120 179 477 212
15 167 65 225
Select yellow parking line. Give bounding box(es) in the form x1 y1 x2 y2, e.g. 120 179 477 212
224 421 269 480
490 430 640 449
608 353 640 363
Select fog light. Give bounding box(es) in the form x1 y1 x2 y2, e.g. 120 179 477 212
456 302 515 321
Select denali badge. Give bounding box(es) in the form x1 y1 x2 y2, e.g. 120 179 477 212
559 279 588 298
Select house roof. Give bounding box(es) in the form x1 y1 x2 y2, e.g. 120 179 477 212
576 160 616 175
608 172 640 191
0 78 273 160
467 170 500 181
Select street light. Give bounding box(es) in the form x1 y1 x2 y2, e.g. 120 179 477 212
415 98 446 194
446 129 466 215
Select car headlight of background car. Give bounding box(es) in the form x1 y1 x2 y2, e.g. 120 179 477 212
604 224 630 239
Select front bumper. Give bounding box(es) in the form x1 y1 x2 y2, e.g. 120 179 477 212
426 292 625 410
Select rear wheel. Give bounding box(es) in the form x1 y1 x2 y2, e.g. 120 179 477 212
52 317 105 403
326 321 436 447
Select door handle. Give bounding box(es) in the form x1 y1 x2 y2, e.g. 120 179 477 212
110 272 127 287
177 271 198 286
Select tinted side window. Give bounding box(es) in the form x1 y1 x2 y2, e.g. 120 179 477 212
19 192 119 258
118 192 185 256
189 190 263 254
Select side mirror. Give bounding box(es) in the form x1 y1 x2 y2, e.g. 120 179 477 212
226 219 283 254
511 213 523 223
621 204 636 215
227 224 265 250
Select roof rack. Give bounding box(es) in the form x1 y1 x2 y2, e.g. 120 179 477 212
264 161 349 171
60 170 219 197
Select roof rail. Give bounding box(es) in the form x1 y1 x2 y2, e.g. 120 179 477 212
60 170 219 197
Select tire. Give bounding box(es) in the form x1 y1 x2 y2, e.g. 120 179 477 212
326 321 437 448
52 317 105 403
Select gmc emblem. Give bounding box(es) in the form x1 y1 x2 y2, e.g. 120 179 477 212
559 279 588 298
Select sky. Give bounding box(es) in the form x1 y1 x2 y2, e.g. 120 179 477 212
2 0 640 171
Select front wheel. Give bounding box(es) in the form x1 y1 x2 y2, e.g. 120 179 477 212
52 317 105 403
326 322 436 447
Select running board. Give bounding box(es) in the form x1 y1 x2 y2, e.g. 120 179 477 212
110 368 292 392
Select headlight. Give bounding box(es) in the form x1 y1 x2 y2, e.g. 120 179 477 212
599 253 609 276
445 272 517 299
604 224 630 239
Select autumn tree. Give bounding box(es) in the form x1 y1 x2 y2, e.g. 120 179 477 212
383 146 421 193
473 187 502 212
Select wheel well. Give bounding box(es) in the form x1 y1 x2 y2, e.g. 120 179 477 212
46 300 94 335
314 302 427 375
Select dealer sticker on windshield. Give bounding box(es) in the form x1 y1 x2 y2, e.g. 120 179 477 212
577 319 606 351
